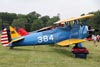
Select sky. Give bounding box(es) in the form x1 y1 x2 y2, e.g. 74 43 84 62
0 0 100 19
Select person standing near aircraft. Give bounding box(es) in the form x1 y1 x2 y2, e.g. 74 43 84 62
96 35 100 42
92 34 97 46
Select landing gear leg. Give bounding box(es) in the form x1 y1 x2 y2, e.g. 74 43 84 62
72 43 89 59
9 43 14 49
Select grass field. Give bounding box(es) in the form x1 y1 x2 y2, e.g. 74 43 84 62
0 41 100 67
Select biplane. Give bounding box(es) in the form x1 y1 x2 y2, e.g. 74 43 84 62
0 14 94 49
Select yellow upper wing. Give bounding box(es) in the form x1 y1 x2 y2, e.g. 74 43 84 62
54 14 94 24
57 39 86 46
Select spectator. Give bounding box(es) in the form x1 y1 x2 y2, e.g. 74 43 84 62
92 34 97 46
96 35 100 42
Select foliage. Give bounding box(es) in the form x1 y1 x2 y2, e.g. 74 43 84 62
88 10 100 35
31 19 43 31
47 16 60 26
0 12 17 25
0 12 17 30
12 18 27 29
0 11 60 31
40 16 50 27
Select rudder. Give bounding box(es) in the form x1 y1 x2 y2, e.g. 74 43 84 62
0 26 21 47
0 28 10 46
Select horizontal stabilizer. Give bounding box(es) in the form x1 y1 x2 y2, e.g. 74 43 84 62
9 37 24 44
57 39 86 46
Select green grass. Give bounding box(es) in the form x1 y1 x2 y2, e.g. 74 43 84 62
0 41 100 67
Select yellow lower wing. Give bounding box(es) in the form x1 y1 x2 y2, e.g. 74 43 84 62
57 39 86 46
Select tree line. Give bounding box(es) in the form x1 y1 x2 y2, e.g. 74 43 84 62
0 11 60 31
0 10 100 34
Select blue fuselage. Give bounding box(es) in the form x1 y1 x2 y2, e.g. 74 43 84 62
10 24 88 47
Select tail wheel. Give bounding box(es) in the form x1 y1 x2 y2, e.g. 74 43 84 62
9 46 14 49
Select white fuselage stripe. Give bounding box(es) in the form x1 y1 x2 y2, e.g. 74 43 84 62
2 44 9 46
2 32 7 34
1 38 8 40
1 35 8 37
1 41 9 43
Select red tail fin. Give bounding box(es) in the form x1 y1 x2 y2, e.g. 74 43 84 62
18 28 29 36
